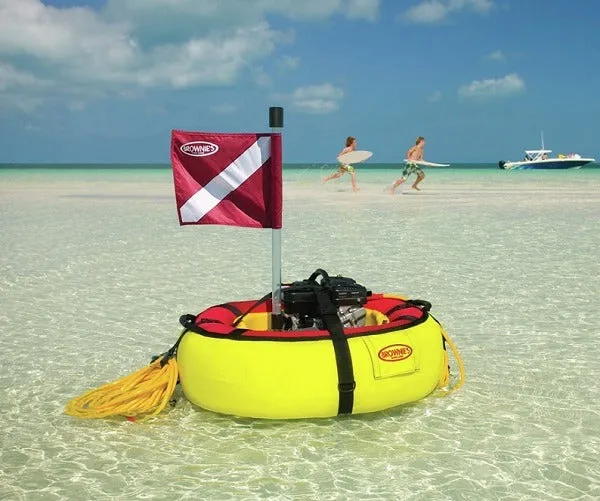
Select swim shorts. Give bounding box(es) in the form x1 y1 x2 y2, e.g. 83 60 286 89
340 164 355 173
401 162 423 178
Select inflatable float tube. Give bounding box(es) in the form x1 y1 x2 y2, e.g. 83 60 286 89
176 293 459 419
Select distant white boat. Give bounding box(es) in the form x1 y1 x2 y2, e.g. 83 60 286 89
498 133 595 170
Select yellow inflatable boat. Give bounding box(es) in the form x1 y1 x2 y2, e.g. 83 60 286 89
65 269 464 422
175 270 464 419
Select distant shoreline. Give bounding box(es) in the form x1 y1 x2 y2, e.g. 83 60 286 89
1 162 599 170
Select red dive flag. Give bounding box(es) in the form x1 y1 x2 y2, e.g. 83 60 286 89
171 131 282 229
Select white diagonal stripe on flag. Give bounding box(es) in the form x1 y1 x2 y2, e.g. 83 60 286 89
180 136 271 223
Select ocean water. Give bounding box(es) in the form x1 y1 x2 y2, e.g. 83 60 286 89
1 164 599 501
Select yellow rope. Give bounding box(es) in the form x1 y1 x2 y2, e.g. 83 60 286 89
438 350 450 388
64 357 179 422
436 327 466 396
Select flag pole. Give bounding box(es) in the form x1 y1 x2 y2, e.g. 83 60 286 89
269 106 284 330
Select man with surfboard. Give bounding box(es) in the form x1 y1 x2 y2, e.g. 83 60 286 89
323 136 360 192
390 136 427 194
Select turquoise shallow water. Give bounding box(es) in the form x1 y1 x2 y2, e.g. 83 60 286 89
1 165 600 500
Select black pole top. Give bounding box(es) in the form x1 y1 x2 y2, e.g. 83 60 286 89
269 107 284 129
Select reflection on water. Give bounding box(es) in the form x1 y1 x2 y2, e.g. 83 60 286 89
1 168 599 500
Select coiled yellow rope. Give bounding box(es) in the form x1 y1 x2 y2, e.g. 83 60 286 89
436 327 466 396
65 357 179 422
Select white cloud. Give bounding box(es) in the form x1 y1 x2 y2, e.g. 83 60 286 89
347 0 380 21
458 73 525 100
450 0 493 13
485 49 505 61
68 101 86 112
0 63 49 90
0 2 281 89
4 95 44 114
0 0 379 114
253 0 379 21
403 0 448 23
0 62 50 112
428 90 442 102
129 24 281 89
401 0 494 24
252 66 273 87
288 83 344 114
278 55 301 70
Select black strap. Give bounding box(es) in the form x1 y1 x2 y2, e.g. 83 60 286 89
314 287 355 415
215 302 243 317
233 292 273 327
308 268 330 283
179 314 197 328
385 299 432 318
408 299 432 312
152 327 189 367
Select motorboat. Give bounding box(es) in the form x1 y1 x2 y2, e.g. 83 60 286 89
498 133 595 170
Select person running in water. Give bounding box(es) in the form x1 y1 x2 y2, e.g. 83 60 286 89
323 136 360 192
389 136 426 194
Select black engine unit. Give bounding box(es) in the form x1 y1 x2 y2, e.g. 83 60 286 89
282 269 370 318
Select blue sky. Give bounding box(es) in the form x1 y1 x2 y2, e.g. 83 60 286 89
0 0 599 163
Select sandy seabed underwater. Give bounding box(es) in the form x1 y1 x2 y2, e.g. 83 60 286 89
1 165 600 500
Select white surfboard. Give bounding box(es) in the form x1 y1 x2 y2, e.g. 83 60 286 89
338 150 373 164
404 159 450 167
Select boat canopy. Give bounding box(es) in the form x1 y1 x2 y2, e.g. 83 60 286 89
523 149 552 161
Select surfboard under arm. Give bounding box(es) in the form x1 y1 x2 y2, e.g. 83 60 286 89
403 159 450 167
337 150 373 164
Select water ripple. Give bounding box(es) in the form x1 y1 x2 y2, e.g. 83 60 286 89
1 169 600 500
